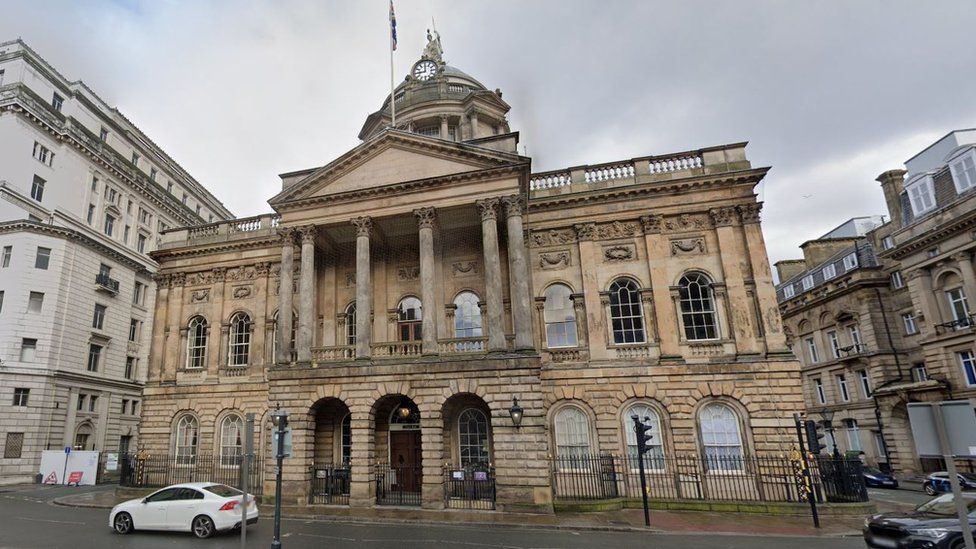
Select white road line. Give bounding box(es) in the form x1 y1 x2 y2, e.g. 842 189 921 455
17 517 86 526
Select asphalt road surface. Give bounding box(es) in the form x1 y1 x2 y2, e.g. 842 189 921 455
0 484 866 549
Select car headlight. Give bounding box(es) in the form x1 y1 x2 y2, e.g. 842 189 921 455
864 518 871 528
907 527 950 540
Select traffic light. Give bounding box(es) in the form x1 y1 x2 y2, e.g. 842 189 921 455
804 419 824 454
632 415 655 456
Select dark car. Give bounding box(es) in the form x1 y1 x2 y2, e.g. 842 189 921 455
924 472 976 496
864 467 899 489
864 492 976 548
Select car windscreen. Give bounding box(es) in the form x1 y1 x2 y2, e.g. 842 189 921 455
961 473 976 482
204 484 243 498
864 468 884 475
917 493 976 516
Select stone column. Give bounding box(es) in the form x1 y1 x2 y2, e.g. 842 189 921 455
739 203 788 352
148 275 170 382
211 268 227 370
352 217 373 358
348 414 373 507
909 268 939 336
62 388 79 448
276 228 295 364
469 111 480 138
955 252 976 307
439 115 450 141
477 198 506 351
710 207 760 355
503 195 534 350
164 273 186 381
575 223 608 359
640 215 680 357
415 207 438 354
252 262 270 365
420 413 444 509
297 225 317 362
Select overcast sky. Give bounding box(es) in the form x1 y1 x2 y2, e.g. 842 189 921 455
4 1 975 269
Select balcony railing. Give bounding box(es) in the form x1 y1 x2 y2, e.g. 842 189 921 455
837 344 868 358
935 316 976 335
528 151 706 192
437 338 487 354
307 337 497 363
311 346 355 361
95 273 120 294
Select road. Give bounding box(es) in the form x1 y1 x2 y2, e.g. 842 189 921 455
867 485 931 510
0 484 866 549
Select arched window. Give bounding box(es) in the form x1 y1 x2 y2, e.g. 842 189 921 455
344 303 357 345
608 278 645 344
186 316 208 369
453 292 483 338
175 415 199 465
340 414 352 464
458 408 490 467
228 312 251 366
272 310 297 359
623 403 665 470
544 284 578 348
398 296 422 341
699 403 744 471
219 414 244 466
679 273 719 340
553 406 591 458
844 418 861 452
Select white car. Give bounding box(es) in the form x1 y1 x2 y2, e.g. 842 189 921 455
109 482 258 538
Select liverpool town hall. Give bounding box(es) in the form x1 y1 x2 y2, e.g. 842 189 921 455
138 38 804 511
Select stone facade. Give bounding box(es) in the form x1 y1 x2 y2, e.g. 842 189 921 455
140 38 803 510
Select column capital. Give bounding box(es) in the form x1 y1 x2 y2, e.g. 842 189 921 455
709 206 740 227
952 251 974 263
574 223 595 241
298 225 317 244
278 226 296 244
476 198 500 221
171 272 186 287
738 203 762 224
351 216 373 237
211 267 226 282
439 114 449 122
414 207 437 229
502 195 524 218
639 214 663 234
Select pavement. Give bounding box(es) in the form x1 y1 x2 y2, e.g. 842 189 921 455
0 483 871 548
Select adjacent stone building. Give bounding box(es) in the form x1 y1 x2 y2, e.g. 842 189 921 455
0 40 232 484
139 36 804 509
776 130 976 476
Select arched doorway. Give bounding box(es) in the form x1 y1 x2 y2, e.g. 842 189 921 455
372 395 421 506
442 393 496 509
309 397 351 504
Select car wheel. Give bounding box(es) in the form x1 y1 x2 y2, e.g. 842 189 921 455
192 515 215 539
925 484 937 496
113 512 133 535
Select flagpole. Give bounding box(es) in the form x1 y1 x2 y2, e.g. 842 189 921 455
390 41 396 128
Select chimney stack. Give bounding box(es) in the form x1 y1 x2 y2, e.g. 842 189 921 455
876 169 907 228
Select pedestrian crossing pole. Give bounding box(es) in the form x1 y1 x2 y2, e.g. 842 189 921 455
793 413 820 529
241 413 254 549
632 415 654 527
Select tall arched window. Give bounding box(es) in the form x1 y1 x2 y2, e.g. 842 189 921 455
186 316 208 369
175 415 199 465
623 403 665 470
340 414 352 464
608 278 645 344
344 303 357 345
453 292 483 338
228 312 251 366
699 403 744 471
679 273 719 340
544 284 578 348
553 406 591 459
458 408 490 467
398 296 422 341
272 310 297 359
219 414 244 466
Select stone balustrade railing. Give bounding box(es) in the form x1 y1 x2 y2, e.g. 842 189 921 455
163 213 281 246
311 345 356 361
687 342 724 357
371 341 423 357
546 347 586 363
437 337 487 354
528 150 712 194
584 163 635 183
611 344 655 359
529 172 572 190
648 155 702 174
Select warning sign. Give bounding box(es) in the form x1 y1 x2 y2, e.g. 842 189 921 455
43 471 58 484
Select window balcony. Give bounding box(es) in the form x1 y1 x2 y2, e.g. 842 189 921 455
307 337 504 365
935 316 976 336
95 273 120 295
837 344 868 358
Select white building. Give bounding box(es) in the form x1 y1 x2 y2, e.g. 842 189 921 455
0 39 232 484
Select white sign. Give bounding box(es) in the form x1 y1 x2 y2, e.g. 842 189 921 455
105 453 119 472
39 450 100 485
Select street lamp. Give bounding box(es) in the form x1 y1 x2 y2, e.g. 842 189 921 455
818 408 841 459
270 404 289 549
508 397 523 429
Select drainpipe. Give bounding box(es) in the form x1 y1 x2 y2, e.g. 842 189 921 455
871 287 903 473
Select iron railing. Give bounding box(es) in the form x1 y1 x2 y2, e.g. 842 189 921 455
309 464 350 505
443 465 495 510
935 315 976 335
549 454 868 504
95 273 120 294
119 453 263 495
374 463 422 506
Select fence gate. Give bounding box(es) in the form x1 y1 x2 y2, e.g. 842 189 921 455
309 464 350 505
443 466 495 510
375 463 422 506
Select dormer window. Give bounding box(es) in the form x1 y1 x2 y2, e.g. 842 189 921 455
948 148 976 194
906 174 936 216
416 126 439 137
843 252 859 271
801 275 814 291
782 284 795 299
822 264 837 280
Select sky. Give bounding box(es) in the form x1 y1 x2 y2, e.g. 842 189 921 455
3 1 975 270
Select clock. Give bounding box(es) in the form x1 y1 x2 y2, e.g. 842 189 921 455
413 60 438 81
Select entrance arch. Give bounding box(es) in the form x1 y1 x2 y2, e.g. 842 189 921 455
309 397 351 504
372 394 422 505
442 393 493 467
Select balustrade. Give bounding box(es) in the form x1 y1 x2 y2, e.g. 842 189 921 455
311 346 356 361
610 344 654 359
648 154 702 174
687 342 725 357
584 163 635 183
437 338 487 354
371 341 423 357
529 172 572 190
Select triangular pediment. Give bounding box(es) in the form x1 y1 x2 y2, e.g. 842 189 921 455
270 130 523 205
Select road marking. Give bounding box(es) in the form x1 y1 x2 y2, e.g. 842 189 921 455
17 517 86 526
296 532 358 542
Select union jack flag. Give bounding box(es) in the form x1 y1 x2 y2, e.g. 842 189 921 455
389 1 397 51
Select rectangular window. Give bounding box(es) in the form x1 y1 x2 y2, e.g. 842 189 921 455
837 374 850 402
124 356 135 380
181 192 188 205
2 245 12 268
138 208 149 224
801 275 814 291
875 432 886 460
814 378 826 405
89 395 98 412
92 304 106 330
51 92 63 111
99 127 109 142
783 284 795 299
843 252 859 271
949 150 976 193
131 401 138 415
902 312 918 335
166 181 173 194
87 204 95 224
129 319 139 342
28 291 44 313
149 168 157 181
20 338 37 362
13 388 29 407
77 394 85 411
858 370 871 398
960 351 976 387
907 176 937 215
822 264 837 280
34 247 50 269
849 325 862 352
947 288 971 324
881 235 894 250
890 270 905 289
103 214 115 237
131 152 139 166
0 290 4 313
4 433 24 458
805 337 819 363
133 281 144 305
912 363 929 382
32 141 54 166
137 234 147 253
121 399 129 415
195 204 201 216
827 330 840 359
30 175 45 202
87 344 101 372
123 225 130 244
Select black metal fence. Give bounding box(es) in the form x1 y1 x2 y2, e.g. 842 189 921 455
119 453 263 495
309 463 350 505
549 454 868 504
443 466 496 510
374 463 422 506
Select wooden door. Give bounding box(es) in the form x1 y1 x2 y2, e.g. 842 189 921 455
390 431 422 492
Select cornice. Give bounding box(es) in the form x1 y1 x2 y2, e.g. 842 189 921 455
885 206 976 260
777 271 888 316
151 233 282 261
0 219 152 273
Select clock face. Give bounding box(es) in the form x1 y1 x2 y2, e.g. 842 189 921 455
413 60 438 81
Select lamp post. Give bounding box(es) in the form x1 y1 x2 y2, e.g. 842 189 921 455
270 404 289 549
509 397 523 429
818 408 841 459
